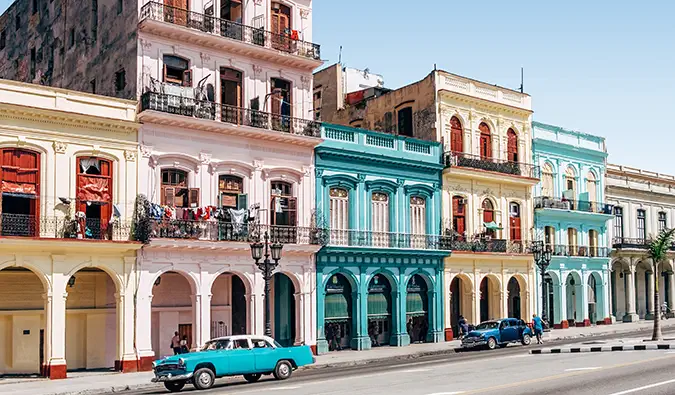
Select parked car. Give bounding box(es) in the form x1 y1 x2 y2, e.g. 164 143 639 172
461 318 533 350
151 335 315 392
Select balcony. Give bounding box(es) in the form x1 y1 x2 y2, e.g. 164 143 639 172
150 220 324 245
324 229 451 250
139 2 321 70
0 213 132 241
443 151 540 181
611 237 675 250
549 244 610 258
534 197 614 215
450 238 531 254
139 91 322 142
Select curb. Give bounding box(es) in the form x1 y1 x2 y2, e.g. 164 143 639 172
303 346 461 370
530 343 675 354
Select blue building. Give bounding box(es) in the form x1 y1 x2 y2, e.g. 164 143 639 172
314 124 450 353
532 122 614 328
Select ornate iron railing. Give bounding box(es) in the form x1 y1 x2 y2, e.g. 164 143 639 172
449 238 531 254
140 92 322 138
443 151 540 179
0 213 132 241
149 220 325 245
324 229 451 250
534 197 614 214
550 244 609 258
610 237 675 250
140 2 321 61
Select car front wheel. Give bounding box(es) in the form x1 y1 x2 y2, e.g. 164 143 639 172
522 334 532 346
193 368 215 390
487 337 497 350
164 381 186 392
244 373 262 383
273 360 293 380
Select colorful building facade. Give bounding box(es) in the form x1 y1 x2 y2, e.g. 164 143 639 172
315 124 448 353
532 122 613 328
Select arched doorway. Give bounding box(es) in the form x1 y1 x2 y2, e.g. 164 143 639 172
479 122 491 159
449 275 470 336
324 273 353 351
367 274 392 347
151 271 195 359
587 273 599 324
211 273 249 339
507 277 521 319
273 273 296 347
65 268 119 371
565 272 583 325
544 272 556 324
480 275 500 322
0 267 46 375
635 260 653 319
406 274 429 344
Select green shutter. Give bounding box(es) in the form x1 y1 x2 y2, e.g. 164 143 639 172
237 193 248 210
367 292 391 317
325 293 350 321
406 292 427 317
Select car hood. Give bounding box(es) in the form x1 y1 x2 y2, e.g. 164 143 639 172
155 350 207 365
465 329 492 338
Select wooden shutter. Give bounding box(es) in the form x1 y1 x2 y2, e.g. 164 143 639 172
288 197 297 226
189 188 200 207
182 70 192 87
510 217 521 240
236 193 248 210
479 123 491 159
162 187 175 206
450 117 463 153
507 129 518 162
483 209 494 224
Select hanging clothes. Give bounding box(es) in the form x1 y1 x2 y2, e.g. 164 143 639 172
229 208 248 233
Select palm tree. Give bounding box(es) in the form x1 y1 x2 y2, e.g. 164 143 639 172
647 228 675 341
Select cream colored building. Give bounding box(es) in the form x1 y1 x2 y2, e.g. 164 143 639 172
0 79 141 379
438 72 538 337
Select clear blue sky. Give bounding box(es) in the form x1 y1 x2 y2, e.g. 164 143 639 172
2 0 673 173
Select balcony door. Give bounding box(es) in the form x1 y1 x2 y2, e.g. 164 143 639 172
271 2 291 52
509 202 521 241
0 148 40 236
452 196 466 240
220 0 243 40
76 157 113 239
270 182 297 242
479 122 491 159
507 128 518 162
482 199 496 238
164 0 188 26
450 116 463 153
221 68 242 123
270 78 292 132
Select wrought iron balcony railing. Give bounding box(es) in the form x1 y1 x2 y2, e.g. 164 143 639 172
140 92 322 138
534 197 614 214
443 151 540 179
149 219 324 245
449 238 531 254
140 2 321 61
0 213 132 241
324 229 451 250
611 237 675 250
549 244 609 258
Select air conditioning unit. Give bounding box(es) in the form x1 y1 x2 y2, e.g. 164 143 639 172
458 198 467 205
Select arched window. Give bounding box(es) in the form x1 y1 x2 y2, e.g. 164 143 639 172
450 116 463 153
544 226 555 249
482 199 496 237
271 181 296 226
565 166 577 197
0 148 40 237
479 122 491 159
372 192 390 246
509 202 521 241
330 188 349 246
507 128 518 162
410 196 426 236
542 162 554 197
161 169 198 207
586 171 597 203
77 157 113 239
567 228 578 256
218 175 244 209
452 195 466 239
589 229 599 257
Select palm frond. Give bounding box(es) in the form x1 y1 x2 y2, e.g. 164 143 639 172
648 228 675 264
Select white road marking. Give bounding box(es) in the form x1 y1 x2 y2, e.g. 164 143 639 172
400 368 432 373
426 392 465 395
666 351 675 354
265 386 301 391
564 367 602 372
607 378 675 395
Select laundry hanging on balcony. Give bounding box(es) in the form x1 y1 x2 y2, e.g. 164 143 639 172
228 208 247 233
483 221 503 230
1 181 37 196
77 176 111 202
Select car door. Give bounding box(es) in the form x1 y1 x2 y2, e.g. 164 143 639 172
251 338 278 372
500 320 517 342
227 338 256 375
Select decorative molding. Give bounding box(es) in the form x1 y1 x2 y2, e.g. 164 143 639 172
357 174 366 182
253 0 262 5
252 64 263 76
397 178 405 187
300 8 310 19
53 141 67 154
140 39 152 51
315 168 324 178
253 160 264 171
200 52 211 63
445 183 468 193
124 150 136 162
302 166 312 177
140 145 153 158
300 75 310 90
92 145 101 155
199 152 212 165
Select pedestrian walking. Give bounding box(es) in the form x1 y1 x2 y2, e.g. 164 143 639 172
180 335 189 354
458 315 468 339
662 302 669 320
171 331 181 355
532 314 544 344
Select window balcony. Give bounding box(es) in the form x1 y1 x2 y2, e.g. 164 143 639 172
611 237 675 250
534 197 614 215
0 213 132 241
443 151 540 180
549 244 609 258
139 91 322 140
149 220 324 245
449 238 531 254
139 2 321 70
324 229 451 250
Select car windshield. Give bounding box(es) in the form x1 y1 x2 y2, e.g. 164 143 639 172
201 339 231 351
273 340 283 348
475 321 499 330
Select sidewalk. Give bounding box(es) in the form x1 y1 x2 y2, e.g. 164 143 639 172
3 320 674 395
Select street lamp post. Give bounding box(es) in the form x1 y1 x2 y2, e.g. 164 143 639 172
250 231 283 337
532 241 552 324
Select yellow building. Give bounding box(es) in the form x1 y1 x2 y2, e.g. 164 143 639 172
0 80 141 378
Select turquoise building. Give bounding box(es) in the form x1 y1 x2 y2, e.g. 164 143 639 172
314 124 449 353
532 122 614 328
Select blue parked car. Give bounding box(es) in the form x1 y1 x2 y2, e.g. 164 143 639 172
461 318 533 350
151 335 315 392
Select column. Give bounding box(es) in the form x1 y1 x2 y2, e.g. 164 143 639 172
623 268 639 322
668 270 675 318
444 272 453 341
607 268 615 323
351 288 370 350
390 280 410 347
556 279 568 328
191 294 203 349
576 277 589 326
316 288 328 353
135 289 155 371
473 273 481 325
200 294 212 346
293 292 303 345
116 291 139 372
43 290 68 379
646 271 655 320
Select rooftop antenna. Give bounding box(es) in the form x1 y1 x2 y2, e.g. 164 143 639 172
338 46 343 65
520 67 524 93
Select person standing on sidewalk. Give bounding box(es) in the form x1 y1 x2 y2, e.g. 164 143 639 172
532 314 544 344
171 331 181 355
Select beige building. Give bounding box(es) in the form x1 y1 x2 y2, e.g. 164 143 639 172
0 79 141 379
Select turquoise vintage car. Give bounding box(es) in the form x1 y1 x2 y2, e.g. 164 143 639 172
151 335 315 392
